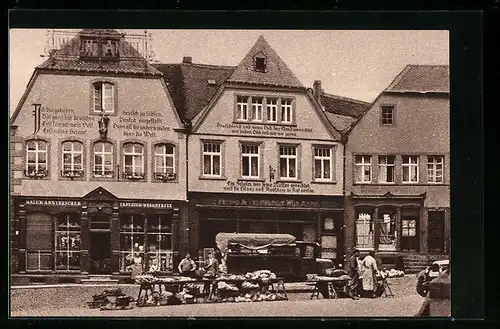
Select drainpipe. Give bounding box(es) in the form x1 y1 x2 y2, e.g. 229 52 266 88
341 131 348 268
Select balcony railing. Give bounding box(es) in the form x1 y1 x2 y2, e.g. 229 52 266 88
61 169 84 179
24 169 49 179
154 172 177 182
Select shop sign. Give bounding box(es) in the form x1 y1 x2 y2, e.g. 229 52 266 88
25 199 81 206
213 198 320 209
119 202 173 209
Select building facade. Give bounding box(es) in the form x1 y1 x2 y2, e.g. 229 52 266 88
156 37 347 264
10 30 187 283
343 65 450 269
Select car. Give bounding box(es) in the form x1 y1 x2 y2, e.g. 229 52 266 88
416 259 449 297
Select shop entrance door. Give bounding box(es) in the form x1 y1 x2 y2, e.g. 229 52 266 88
89 232 111 274
428 211 445 254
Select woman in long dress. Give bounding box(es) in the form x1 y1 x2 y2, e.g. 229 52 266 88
361 250 379 298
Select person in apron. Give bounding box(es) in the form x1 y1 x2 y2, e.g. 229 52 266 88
361 250 379 298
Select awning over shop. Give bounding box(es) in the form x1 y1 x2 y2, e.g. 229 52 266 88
216 232 296 253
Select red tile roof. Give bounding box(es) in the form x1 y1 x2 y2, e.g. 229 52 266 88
386 65 449 93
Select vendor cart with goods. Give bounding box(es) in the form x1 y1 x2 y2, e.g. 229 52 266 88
215 233 334 281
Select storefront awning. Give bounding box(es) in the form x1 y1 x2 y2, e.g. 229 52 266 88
216 232 296 252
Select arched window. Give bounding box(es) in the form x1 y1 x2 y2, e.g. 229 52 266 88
93 141 113 177
25 140 48 178
123 143 144 179
355 208 375 249
61 141 83 178
154 143 176 181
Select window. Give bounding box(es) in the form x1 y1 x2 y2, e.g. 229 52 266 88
203 142 222 177
55 214 81 271
354 155 371 183
102 39 119 57
80 37 99 57
123 143 144 179
25 140 48 177
25 213 53 271
378 210 397 250
427 156 444 183
154 144 176 181
381 105 394 125
119 215 145 273
402 155 419 183
279 145 298 179
93 142 113 177
401 219 417 237
61 141 83 178
147 215 174 273
281 99 293 123
356 211 374 249
378 155 395 183
93 82 114 113
266 99 278 122
251 98 263 121
236 96 249 121
314 147 333 181
241 144 260 178
254 56 266 72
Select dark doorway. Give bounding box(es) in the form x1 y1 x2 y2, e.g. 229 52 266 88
400 208 420 252
428 211 445 254
89 232 111 274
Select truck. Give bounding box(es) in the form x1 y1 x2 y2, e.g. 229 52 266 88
215 232 334 281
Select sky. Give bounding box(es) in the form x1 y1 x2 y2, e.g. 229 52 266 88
9 29 449 116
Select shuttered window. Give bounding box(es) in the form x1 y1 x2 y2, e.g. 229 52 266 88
26 213 53 271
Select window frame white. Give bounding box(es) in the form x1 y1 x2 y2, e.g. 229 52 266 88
280 99 293 123
354 155 372 183
25 140 48 175
378 155 396 183
279 145 298 180
236 96 249 121
313 146 333 182
240 143 261 179
62 141 83 172
402 155 420 184
93 82 115 113
202 141 223 177
427 155 444 183
123 143 145 177
251 98 263 122
266 99 278 123
154 144 175 175
93 141 114 178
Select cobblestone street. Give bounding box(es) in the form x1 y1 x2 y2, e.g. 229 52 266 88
10 276 425 317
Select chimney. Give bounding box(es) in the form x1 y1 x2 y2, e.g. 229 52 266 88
182 56 192 64
313 80 322 105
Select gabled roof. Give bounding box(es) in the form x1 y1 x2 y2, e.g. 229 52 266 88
226 36 305 89
36 29 161 76
153 62 235 121
320 93 371 133
385 65 449 93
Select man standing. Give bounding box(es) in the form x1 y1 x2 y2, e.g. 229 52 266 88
178 253 197 277
348 248 361 300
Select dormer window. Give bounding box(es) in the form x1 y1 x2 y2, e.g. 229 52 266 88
79 35 120 60
254 56 267 72
80 37 99 57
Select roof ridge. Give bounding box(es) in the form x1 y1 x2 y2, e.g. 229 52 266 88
155 62 236 70
321 92 371 105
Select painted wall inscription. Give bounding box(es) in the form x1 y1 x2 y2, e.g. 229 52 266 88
38 108 171 137
217 122 313 138
222 180 315 194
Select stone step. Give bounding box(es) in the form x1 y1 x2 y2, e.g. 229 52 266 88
80 279 120 284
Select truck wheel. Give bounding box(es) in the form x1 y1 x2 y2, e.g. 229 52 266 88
417 278 428 297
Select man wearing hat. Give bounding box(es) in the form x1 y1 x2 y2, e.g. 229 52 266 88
348 248 361 300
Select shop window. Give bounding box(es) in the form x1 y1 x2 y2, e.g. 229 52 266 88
401 208 419 251
119 214 145 273
25 140 48 178
402 155 419 183
93 82 115 113
123 143 145 180
355 211 374 249
154 143 176 181
380 105 395 125
61 141 84 179
146 215 173 273
378 210 397 251
25 212 53 271
236 96 249 121
280 99 293 123
202 141 222 177
93 141 114 177
241 143 260 179
266 99 278 122
402 219 417 237
279 145 298 180
378 155 395 183
354 155 371 183
427 155 444 183
55 214 81 271
314 147 333 181
251 98 263 121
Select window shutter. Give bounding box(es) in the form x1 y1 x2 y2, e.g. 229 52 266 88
26 213 52 250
